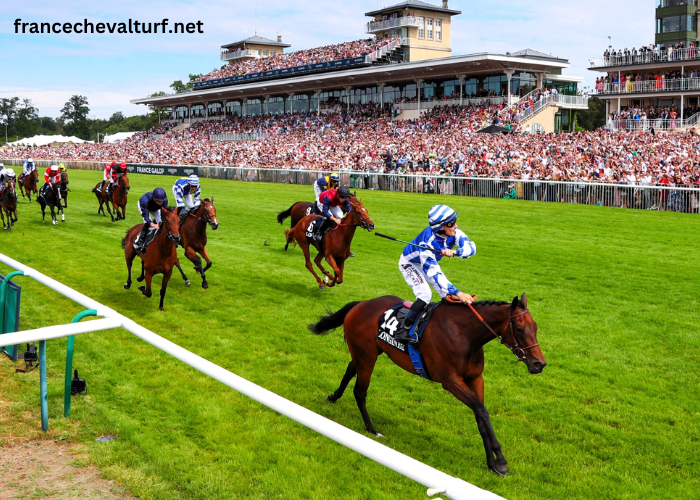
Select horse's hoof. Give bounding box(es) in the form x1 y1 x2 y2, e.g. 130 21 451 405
159 306 165 311
326 395 337 403
490 462 509 477
185 280 191 286
202 282 208 289
319 285 326 290
136 276 144 282
124 283 131 290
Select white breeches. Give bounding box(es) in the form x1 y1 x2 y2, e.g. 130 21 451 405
173 187 194 209
103 171 110 182
326 205 343 219
399 258 443 303
314 183 324 203
143 211 162 224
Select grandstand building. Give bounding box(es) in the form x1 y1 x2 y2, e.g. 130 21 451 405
132 0 585 133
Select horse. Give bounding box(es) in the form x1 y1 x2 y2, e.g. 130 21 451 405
38 182 65 225
284 197 374 289
93 172 130 222
122 207 182 311
59 171 70 208
0 180 18 230
277 201 316 250
19 170 38 203
308 294 546 476
179 198 219 289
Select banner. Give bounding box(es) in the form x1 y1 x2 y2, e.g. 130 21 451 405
126 165 199 177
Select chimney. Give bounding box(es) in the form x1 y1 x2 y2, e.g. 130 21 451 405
277 34 282 43
442 0 448 7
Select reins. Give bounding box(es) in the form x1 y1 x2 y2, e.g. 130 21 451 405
446 295 539 362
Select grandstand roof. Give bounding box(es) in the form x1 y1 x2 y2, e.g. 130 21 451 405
510 49 562 60
221 35 291 50
365 0 461 17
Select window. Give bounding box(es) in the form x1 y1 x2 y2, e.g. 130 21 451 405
263 50 269 56
417 17 424 38
435 19 442 41
271 50 276 56
427 18 433 40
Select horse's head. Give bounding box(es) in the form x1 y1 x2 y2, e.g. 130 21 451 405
200 197 219 230
347 195 374 232
505 294 546 374
60 171 69 185
160 207 181 247
118 173 130 191
5 180 16 196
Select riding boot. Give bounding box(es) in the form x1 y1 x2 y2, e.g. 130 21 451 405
394 299 427 344
134 224 151 253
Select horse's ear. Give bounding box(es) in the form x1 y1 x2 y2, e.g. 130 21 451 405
511 296 519 309
353 190 356 197
211 196 214 203
521 293 527 308
162 206 170 214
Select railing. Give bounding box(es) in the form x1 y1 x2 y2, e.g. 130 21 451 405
394 97 506 111
606 111 700 131
220 49 260 62
589 46 700 68
209 132 277 141
365 38 401 63
0 254 503 500
515 94 589 123
595 77 700 94
365 17 421 32
657 0 696 7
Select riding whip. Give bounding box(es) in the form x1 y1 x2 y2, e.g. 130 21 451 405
374 232 442 254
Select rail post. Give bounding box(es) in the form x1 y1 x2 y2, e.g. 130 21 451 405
64 309 98 417
0 270 24 360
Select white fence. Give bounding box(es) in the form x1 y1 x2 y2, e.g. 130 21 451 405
589 45 700 68
209 132 277 141
0 253 504 500
394 97 506 111
606 112 700 132
365 37 401 63
595 77 700 95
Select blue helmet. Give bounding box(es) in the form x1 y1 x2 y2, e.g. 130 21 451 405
329 173 340 182
428 205 458 231
187 174 199 186
153 187 167 202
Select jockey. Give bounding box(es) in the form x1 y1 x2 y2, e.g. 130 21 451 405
134 188 168 253
0 165 15 195
20 158 36 183
317 185 355 256
395 204 477 343
106 162 127 195
43 165 62 200
172 174 201 216
314 173 340 209
101 161 117 194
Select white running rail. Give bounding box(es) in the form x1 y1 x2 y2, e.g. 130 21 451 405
0 253 505 500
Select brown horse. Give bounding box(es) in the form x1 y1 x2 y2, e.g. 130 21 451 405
179 198 219 289
93 172 129 222
277 201 316 250
285 197 374 289
59 171 70 208
308 294 546 476
122 207 182 311
1 180 18 230
19 170 38 203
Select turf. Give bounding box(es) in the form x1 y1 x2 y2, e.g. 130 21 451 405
0 170 698 500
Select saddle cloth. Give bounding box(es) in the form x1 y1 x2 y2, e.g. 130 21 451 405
376 301 441 379
305 217 327 242
305 203 322 217
135 226 158 251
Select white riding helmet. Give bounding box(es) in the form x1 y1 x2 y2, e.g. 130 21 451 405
187 174 199 186
4 168 15 178
428 204 459 230
27 158 34 163
0 163 4 169
50 165 59 172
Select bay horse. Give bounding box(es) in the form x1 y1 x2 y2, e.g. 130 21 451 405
59 171 70 208
38 182 65 225
308 294 546 476
122 207 182 311
277 201 316 250
93 172 129 222
285 197 374 289
1 180 18 230
179 198 219 289
19 170 38 202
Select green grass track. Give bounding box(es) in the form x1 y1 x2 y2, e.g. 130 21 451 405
0 170 698 500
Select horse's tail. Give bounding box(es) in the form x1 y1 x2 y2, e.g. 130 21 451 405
308 301 362 335
277 203 295 224
121 228 130 249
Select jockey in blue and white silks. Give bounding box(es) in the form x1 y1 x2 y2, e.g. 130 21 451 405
395 204 476 343
172 175 201 214
20 158 36 182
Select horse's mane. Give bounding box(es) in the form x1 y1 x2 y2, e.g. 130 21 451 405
471 299 526 309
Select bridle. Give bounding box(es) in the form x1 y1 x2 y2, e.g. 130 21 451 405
187 203 218 228
160 216 181 246
341 202 373 231
465 302 540 362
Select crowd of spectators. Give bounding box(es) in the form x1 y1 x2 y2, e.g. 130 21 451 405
197 37 398 83
602 41 697 66
4 100 700 204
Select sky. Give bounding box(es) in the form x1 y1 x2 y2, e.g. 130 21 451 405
0 0 653 119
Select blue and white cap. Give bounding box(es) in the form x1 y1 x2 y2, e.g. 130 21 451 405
187 174 199 186
429 204 458 230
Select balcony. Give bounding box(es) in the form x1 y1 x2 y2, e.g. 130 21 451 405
589 46 700 68
220 49 260 62
365 17 421 33
657 0 695 7
595 77 700 94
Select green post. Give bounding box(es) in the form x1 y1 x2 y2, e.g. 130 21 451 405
39 340 48 431
1 270 24 360
64 310 97 418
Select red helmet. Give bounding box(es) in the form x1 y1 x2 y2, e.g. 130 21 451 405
119 162 127 169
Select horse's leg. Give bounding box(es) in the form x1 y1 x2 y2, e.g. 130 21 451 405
158 268 172 311
136 260 145 282
466 375 508 474
124 246 136 289
326 361 357 403
336 259 346 285
442 374 508 476
138 268 153 298
300 239 326 289
50 205 57 225
352 354 381 436
106 198 115 222
174 259 191 286
200 247 212 274
324 254 342 287
1 209 6 230
19 185 25 199
59 202 65 222
313 251 331 284
40 203 46 223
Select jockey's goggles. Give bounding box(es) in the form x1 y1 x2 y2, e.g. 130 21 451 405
443 219 457 228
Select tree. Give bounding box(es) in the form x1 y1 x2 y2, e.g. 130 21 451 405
169 74 203 94
576 97 606 131
148 91 168 119
60 95 91 140
109 111 125 124
15 98 39 138
0 97 19 143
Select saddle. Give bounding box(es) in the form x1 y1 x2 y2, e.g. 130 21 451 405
376 301 441 379
305 217 329 242
134 226 159 252
179 207 194 227
306 202 322 217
